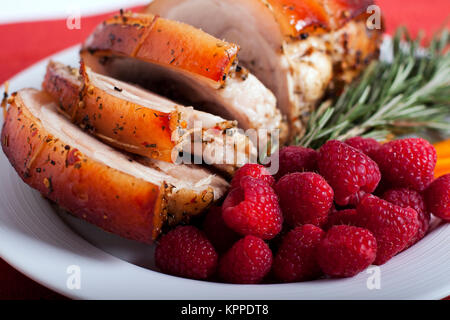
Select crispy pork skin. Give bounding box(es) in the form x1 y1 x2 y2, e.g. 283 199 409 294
80 12 285 143
43 61 256 173
145 0 381 138
1 89 229 243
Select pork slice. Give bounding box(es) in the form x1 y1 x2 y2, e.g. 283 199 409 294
43 61 257 174
1 88 229 242
81 12 286 144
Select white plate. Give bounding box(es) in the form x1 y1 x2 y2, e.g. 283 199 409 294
0 45 449 300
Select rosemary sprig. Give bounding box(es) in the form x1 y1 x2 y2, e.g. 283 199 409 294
298 27 450 149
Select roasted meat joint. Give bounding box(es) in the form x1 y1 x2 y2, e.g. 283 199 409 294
1 0 382 243
145 0 381 138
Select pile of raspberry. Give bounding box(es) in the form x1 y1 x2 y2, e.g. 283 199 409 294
154 137 450 283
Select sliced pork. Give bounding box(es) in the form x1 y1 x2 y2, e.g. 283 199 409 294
1 88 229 243
43 61 256 174
145 0 382 138
80 12 286 144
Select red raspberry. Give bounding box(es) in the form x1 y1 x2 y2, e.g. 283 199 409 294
218 236 272 284
155 226 218 279
222 176 282 240
275 172 333 227
345 136 381 158
372 138 437 191
231 163 275 190
324 209 358 230
424 174 450 222
317 225 377 277
382 188 430 247
273 225 325 282
347 190 369 207
275 145 318 179
202 206 240 253
318 140 381 206
356 195 419 265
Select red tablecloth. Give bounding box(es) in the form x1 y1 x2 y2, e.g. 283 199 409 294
0 0 449 300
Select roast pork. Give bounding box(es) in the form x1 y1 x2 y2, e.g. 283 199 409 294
145 0 382 138
43 61 256 174
80 12 287 144
1 89 229 243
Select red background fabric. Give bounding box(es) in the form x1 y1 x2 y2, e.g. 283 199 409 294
0 0 449 299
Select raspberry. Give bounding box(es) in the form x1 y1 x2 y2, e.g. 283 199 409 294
317 225 377 277
372 138 437 192
324 209 358 230
218 235 272 284
202 206 240 253
318 140 381 206
345 136 381 158
275 172 333 227
155 226 218 279
347 190 368 207
231 163 275 190
275 145 318 179
382 188 430 247
222 176 282 240
273 225 325 282
424 174 450 222
356 195 419 265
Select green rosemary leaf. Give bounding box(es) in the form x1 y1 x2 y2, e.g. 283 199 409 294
298 27 450 149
